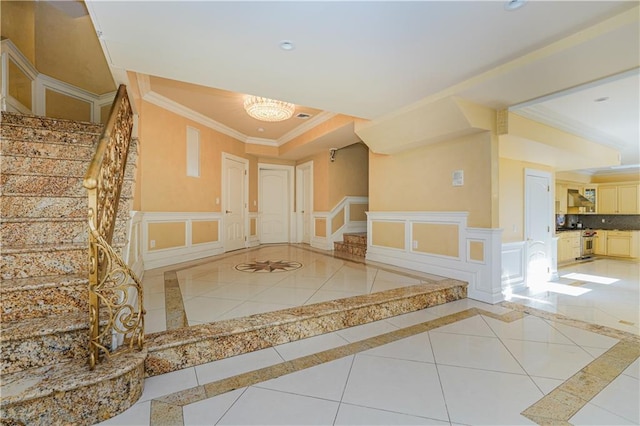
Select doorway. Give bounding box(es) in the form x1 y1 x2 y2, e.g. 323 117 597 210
259 164 294 244
222 153 248 252
524 169 553 284
296 161 313 244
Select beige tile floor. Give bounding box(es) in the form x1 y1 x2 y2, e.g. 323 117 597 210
100 248 639 425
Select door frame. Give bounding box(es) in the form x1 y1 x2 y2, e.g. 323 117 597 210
295 161 313 244
222 152 249 252
258 163 295 243
524 168 553 284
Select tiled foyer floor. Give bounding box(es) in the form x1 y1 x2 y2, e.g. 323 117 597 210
100 248 639 425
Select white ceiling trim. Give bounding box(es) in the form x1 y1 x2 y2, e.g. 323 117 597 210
276 111 338 146
134 73 337 148
513 106 627 150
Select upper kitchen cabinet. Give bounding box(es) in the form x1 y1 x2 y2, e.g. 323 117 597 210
598 183 639 214
555 183 568 214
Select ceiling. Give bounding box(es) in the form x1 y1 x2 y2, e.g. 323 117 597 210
85 0 639 172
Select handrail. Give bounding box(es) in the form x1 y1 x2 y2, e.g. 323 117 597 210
83 84 144 369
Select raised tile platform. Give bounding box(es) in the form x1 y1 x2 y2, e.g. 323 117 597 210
145 278 467 376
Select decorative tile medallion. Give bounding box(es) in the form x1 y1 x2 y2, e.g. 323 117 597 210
234 260 302 273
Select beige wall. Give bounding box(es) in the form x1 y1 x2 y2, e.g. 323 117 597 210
1 1 36 64
139 101 258 213
45 89 92 122
371 222 404 249
592 173 640 184
350 203 368 221
192 220 219 244
148 222 186 250
328 143 369 208
332 208 345 234
8 60 32 109
499 158 553 243
34 1 115 95
412 223 459 257
369 132 494 228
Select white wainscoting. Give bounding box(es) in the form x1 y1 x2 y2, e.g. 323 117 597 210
311 196 368 250
123 211 145 280
142 212 224 270
248 212 260 248
501 241 527 294
366 211 504 304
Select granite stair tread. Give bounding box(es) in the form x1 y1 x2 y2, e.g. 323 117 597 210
0 349 146 414
0 312 89 341
1 112 104 134
0 273 88 292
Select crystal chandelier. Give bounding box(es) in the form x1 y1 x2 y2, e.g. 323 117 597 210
243 96 295 122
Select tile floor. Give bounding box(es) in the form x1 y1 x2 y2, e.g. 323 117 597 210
100 248 639 425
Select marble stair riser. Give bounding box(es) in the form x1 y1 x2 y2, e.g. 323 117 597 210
1 246 88 280
1 219 128 245
0 277 88 322
1 174 135 198
145 282 467 376
1 325 91 374
2 154 137 179
0 127 100 146
0 113 104 134
1 195 132 220
2 156 92 178
1 139 97 160
333 241 367 257
343 233 367 245
0 351 146 426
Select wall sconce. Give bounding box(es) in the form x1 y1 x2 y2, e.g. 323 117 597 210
329 148 337 162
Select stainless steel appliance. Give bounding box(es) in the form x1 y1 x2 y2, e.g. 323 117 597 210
580 230 596 258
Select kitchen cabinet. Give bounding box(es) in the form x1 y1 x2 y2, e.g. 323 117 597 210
598 184 639 214
582 187 597 213
557 231 580 262
555 183 567 214
605 231 639 258
594 230 607 255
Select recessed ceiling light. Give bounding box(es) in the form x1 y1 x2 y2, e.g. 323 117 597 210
594 96 610 103
257 127 265 132
504 0 527 11
279 40 295 51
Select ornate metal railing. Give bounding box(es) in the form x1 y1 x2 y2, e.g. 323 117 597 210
83 84 144 369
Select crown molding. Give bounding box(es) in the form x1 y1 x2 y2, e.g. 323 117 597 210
134 72 340 148
142 89 250 143
246 137 278 147
276 111 338 146
514 105 627 150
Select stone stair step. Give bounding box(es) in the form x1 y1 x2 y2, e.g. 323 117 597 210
1 174 135 198
1 217 128 246
1 243 88 280
1 217 88 245
1 313 91 374
0 274 89 322
1 195 88 219
334 241 367 257
1 155 92 177
0 349 146 425
1 139 97 159
343 232 367 245
1 112 104 135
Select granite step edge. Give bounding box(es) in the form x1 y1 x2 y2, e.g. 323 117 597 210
145 279 467 376
0 348 146 425
0 313 90 342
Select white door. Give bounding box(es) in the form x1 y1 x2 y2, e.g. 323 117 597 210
260 168 289 243
296 162 313 244
525 169 552 285
223 155 247 252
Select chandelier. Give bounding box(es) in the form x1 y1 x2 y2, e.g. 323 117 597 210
243 96 295 122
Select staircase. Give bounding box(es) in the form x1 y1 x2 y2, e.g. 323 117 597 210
0 112 146 425
333 232 367 258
